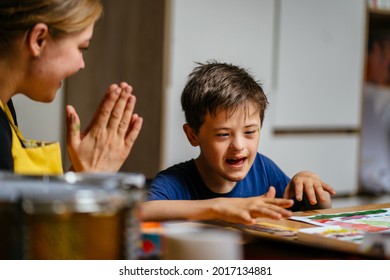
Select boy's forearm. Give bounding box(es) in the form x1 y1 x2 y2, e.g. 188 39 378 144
140 200 216 222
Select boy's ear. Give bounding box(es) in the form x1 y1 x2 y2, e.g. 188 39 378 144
183 124 199 147
27 23 50 57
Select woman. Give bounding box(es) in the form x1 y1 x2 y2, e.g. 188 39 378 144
0 0 143 174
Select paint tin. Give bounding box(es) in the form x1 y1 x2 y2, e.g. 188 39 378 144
0 172 145 260
0 172 24 259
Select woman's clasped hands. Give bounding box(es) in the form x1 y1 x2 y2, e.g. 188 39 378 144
66 82 143 172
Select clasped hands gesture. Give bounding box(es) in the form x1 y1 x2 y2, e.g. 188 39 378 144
65 82 143 173
211 171 336 225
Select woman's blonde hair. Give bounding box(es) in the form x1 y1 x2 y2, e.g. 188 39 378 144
0 0 103 51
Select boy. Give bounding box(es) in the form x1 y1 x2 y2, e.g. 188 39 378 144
142 61 335 225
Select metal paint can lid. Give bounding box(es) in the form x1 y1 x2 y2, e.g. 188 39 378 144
0 172 146 215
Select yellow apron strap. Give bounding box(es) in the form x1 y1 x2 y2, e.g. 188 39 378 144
0 100 63 175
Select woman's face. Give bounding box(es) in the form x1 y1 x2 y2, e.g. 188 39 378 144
26 24 94 102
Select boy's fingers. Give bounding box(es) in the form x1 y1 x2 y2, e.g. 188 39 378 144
303 185 317 205
262 197 294 208
252 206 292 220
313 181 328 202
322 182 336 195
264 186 276 198
294 181 305 201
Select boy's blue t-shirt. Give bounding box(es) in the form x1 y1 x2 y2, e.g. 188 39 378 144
148 153 302 210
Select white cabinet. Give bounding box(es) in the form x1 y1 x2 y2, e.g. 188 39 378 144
263 134 360 195
273 0 366 128
264 0 367 195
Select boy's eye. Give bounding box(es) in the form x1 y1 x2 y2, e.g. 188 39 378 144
244 130 256 135
216 133 229 137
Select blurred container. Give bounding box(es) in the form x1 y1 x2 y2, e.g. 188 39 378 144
0 172 24 259
162 222 243 260
0 171 145 260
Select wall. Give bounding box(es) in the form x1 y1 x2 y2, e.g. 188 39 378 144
162 0 276 168
12 89 65 154
65 0 166 177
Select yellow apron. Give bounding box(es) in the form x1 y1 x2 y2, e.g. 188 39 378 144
0 100 63 175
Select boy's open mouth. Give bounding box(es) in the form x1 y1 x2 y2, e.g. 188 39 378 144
226 157 246 165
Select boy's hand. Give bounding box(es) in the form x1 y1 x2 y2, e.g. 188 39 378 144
283 171 336 208
211 196 294 225
261 186 277 198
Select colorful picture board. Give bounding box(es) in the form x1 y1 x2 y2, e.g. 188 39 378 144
292 208 390 257
290 208 390 232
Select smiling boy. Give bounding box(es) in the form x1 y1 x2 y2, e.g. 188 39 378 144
142 61 335 225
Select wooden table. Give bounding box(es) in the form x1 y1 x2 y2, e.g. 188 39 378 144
144 203 390 260
238 203 390 260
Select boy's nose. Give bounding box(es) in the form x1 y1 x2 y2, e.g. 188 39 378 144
230 137 244 151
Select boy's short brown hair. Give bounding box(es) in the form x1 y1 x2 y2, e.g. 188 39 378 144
181 60 268 133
